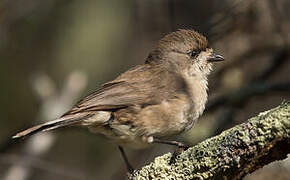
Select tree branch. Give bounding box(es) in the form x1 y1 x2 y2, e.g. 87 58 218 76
130 102 290 179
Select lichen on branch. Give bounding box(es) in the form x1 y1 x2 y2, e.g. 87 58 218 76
131 102 290 180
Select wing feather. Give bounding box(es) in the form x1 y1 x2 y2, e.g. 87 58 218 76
63 64 187 116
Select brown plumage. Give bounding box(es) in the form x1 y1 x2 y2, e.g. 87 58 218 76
13 29 224 171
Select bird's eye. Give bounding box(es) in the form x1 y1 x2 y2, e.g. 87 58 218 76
188 50 200 59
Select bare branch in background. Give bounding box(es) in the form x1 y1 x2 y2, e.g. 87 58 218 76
2 71 88 180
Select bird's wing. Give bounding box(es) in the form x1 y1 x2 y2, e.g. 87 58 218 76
63 64 188 116
63 80 146 115
63 65 176 116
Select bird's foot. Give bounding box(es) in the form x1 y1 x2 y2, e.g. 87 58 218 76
170 142 190 165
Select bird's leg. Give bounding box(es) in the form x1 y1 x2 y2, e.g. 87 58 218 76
118 146 134 174
152 138 190 164
152 139 189 149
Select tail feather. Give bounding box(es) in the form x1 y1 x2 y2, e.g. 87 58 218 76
13 114 92 139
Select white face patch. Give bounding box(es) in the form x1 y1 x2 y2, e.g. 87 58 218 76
198 48 213 62
188 48 213 77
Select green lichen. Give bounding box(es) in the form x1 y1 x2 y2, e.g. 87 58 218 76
132 102 290 180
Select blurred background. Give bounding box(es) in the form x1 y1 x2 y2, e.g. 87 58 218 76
0 0 289 179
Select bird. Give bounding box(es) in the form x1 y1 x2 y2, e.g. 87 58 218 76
13 29 224 173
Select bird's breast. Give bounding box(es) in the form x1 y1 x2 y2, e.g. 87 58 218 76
185 75 208 116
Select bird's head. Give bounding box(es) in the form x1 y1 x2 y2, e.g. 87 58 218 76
146 29 224 78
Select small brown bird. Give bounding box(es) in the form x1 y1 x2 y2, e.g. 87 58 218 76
13 29 224 172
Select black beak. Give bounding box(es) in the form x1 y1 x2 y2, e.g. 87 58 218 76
208 52 224 62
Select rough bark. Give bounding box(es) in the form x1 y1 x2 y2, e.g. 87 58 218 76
130 102 290 180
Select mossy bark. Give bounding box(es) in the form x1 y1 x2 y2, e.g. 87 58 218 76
130 102 290 180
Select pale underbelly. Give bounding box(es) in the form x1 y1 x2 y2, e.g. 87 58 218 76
85 111 199 149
